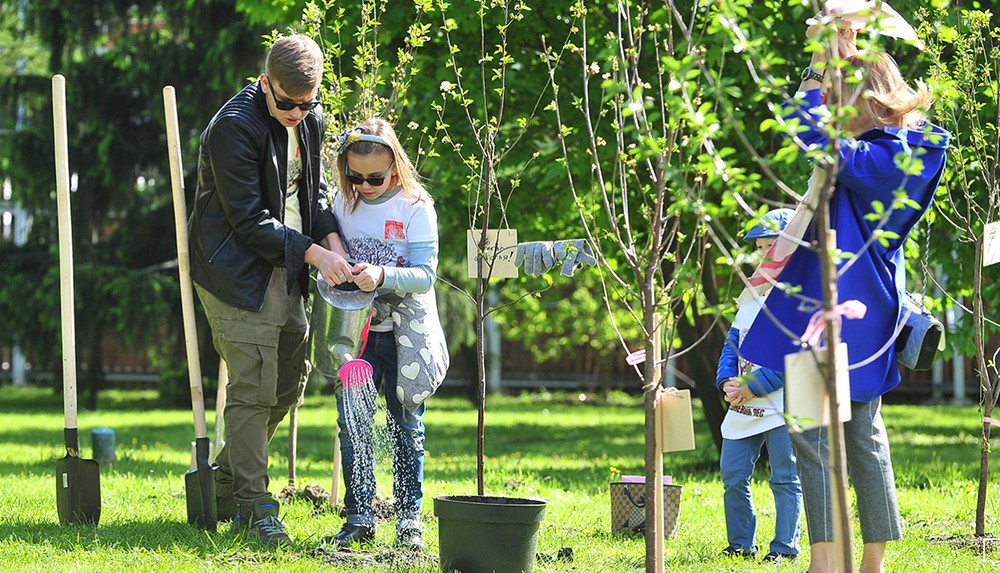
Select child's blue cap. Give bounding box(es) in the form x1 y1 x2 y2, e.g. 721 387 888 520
743 208 794 242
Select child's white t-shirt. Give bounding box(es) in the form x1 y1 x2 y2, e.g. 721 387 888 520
721 300 786 440
332 189 438 332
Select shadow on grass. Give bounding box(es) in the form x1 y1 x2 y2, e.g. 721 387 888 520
0 518 218 552
0 518 444 571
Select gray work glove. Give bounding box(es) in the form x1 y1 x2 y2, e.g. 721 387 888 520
514 241 555 276
553 239 598 277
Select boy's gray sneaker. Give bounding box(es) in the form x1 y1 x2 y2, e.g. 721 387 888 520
233 497 291 546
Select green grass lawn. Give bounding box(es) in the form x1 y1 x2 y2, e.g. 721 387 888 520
0 385 997 572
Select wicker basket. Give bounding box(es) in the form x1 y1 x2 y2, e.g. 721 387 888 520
610 481 682 537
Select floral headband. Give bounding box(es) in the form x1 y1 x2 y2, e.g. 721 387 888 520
336 127 391 155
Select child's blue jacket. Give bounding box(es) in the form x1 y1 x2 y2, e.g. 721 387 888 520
717 327 786 397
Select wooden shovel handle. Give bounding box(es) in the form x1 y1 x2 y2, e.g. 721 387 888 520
163 86 209 440
52 75 78 431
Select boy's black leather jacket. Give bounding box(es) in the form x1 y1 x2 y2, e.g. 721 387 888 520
189 81 338 311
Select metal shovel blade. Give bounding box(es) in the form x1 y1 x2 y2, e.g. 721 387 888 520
56 429 101 525
184 437 218 530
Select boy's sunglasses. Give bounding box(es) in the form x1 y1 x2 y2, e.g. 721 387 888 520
273 96 320 112
345 163 394 187
266 77 321 112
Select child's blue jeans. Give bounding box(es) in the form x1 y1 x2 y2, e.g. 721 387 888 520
336 330 425 531
720 425 802 555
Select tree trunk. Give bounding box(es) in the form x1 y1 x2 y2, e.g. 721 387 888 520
973 236 993 536
474 150 496 497
816 219 853 571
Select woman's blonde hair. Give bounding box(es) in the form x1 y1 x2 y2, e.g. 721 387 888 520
335 118 430 212
842 52 933 130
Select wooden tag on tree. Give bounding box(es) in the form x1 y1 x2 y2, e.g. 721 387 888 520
784 342 852 430
654 388 696 453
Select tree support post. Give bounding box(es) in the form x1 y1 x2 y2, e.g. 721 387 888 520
645 313 664 573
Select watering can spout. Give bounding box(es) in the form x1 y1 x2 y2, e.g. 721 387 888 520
334 348 354 366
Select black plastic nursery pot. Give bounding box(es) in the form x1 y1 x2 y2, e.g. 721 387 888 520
434 494 547 573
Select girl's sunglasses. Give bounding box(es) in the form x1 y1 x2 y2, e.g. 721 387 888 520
346 163 394 186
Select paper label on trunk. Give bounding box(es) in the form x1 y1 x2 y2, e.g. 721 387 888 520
784 342 852 431
467 229 518 278
983 221 1000 267
654 388 696 452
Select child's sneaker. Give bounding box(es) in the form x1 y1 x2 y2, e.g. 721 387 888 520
721 545 756 559
761 551 797 563
323 523 375 547
395 527 425 551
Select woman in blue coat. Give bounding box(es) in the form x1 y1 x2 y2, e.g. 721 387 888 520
739 30 949 573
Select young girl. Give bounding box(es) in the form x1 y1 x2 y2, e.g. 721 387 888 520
323 118 448 551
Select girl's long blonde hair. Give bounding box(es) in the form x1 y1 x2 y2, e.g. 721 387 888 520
335 118 430 212
844 52 934 130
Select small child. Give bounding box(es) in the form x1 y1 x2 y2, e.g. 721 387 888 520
717 208 801 563
323 118 449 551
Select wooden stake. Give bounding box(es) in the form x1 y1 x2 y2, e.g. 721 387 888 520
652 314 664 573
331 427 342 507
644 313 665 573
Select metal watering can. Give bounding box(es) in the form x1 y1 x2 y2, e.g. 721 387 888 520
308 277 375 389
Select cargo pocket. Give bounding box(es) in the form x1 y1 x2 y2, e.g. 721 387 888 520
215 317 280 407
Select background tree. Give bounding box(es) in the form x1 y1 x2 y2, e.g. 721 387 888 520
542 1 761 567
923 6 1000 542
0 0 270 406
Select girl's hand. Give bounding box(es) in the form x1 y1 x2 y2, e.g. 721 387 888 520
351 262 384 292
721 379 742 405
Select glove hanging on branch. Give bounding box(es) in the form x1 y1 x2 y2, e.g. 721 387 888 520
553 239 597 277
513 239 597 277
514 241 555 276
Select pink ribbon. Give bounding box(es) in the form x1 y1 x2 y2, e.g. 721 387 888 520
800 300 868 348
985 417 1000 428
626 350 646 366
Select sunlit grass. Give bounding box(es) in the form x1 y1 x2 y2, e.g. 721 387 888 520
0 386 997 571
